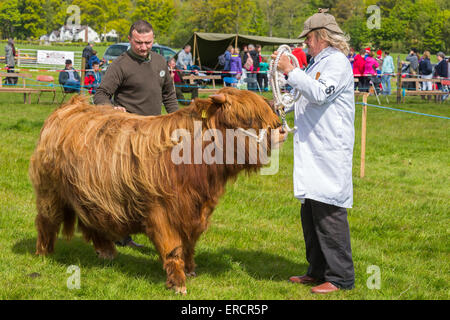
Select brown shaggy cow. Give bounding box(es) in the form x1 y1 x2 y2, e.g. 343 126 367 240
29 87 283 294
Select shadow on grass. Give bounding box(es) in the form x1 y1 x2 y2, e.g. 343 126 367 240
13 237 306 284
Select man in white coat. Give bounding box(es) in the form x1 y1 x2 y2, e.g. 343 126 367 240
272 9 355 294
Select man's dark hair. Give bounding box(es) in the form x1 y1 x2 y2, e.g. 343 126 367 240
129 20 153 37
411 48 417 54
385 50 390 55
92 61 99 66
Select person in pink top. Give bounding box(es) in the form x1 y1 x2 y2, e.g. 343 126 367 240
364 51 379 75
362 51 379 92
353 48 365 91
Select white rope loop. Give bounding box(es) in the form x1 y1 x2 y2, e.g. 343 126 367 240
269 45 300 133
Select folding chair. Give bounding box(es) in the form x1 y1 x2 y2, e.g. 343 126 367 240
59 84 70 105
223 76 238 87
244 77 261 93
369 77 381 105
36 75 56 104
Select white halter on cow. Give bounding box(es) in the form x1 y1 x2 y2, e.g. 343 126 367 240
269 45 301 133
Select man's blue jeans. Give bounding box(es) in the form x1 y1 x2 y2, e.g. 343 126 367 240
64 79 80 93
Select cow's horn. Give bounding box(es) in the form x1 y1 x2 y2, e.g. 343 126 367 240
210 94 226 104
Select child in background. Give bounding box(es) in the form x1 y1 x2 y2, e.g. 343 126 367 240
258 57 269 91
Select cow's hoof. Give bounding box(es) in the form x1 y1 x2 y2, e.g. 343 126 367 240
96 250 116 260
175 286 187 295
186 271 197 277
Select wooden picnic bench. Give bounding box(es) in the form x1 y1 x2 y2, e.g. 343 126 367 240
354 76 448 103
0 72 38 104
182 74 222 94
397 78 448 103
0 73 58 104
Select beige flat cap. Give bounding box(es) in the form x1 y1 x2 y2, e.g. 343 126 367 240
298 8 344 38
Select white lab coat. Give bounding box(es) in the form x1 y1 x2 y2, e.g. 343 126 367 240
286 46 355 208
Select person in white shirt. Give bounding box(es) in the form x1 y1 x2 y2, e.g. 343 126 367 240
381 50 395 95
271 8 355 294
176 45 193 71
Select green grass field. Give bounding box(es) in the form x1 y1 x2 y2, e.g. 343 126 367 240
0 90 448 300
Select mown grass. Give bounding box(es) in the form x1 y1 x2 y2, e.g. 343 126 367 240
0 91 448 300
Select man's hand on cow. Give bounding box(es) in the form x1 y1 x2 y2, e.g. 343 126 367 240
271 51 295 74
113 106 127 112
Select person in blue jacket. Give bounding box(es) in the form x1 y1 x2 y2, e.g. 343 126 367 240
88 50 104 69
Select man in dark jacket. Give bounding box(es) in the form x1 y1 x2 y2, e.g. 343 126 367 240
94 20 178 248
58 59 81 93
243 44 260 90
82 42 94 71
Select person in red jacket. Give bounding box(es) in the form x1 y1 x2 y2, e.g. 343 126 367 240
292 44 308 69
84 61 102 94
353 49 365 91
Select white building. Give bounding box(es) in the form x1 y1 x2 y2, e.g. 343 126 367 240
101 29 118 42
39 26 102 43
73 26 101 43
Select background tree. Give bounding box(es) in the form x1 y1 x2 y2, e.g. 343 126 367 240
16 0 46 39
0 0 21 39
0 0 448 53
132 0 175 43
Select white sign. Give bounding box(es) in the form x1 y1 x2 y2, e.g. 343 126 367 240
37 50 75 65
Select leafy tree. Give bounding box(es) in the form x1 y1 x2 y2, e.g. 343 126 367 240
16 0 46 39
43 0 67 35
0 0 21 38
132 0 175 42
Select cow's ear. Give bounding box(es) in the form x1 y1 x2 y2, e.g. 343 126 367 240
210 94 227 105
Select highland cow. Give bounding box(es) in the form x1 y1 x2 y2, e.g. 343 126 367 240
29 87 283 294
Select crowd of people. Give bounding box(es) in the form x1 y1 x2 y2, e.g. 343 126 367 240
217 42 310 92
348 46 449 100
58 58 102 95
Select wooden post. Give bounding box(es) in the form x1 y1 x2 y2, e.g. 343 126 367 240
360 93 368 178
81 57 86 95
193 33 197 66
396 55 401 104
235 34 238 49
195 37 202 68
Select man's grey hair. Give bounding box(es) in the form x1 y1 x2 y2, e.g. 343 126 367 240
313 28 350 56
248 44 255 50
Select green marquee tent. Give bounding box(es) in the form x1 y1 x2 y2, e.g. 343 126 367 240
184 32 303 70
